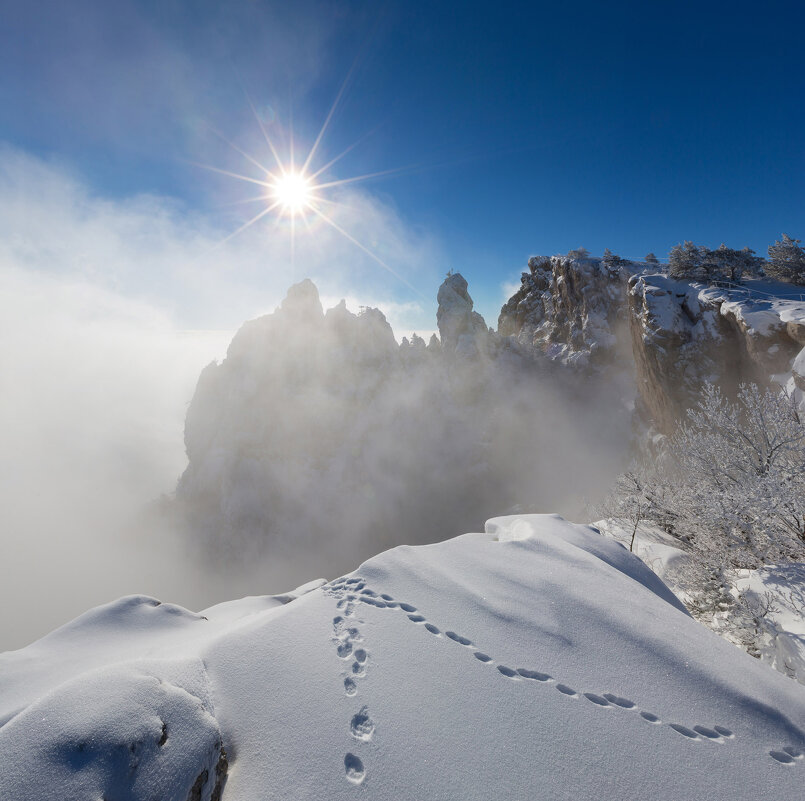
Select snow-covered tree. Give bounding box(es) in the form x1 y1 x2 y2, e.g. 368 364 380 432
602 248 626 272
669 242 765 283
767 233 805 285
566 246 590 260
668 241 704 279
603 383 805 647
644 252 660 265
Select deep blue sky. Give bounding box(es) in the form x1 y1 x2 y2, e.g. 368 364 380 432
2 0 804 326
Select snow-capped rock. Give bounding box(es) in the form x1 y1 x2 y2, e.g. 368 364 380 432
498 255 633 367
2 515 804 800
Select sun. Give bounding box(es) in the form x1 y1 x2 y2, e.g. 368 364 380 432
272 171 314 216
193 84 425 298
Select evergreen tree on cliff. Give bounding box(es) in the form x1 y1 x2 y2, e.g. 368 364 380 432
767 234 805 285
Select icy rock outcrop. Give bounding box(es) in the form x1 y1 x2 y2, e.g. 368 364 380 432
436 272 490 355
498 255 633 368
628 275 805 431
500 255 805 432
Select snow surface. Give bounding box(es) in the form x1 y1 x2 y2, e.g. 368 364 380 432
2 515 805 799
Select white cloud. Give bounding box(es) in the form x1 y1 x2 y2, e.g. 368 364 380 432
0 144 444 648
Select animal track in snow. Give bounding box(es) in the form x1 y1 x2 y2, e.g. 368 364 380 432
769 746 804 765
326 577 805 765
584 693 612 707
344 753 365 784
517 669 552 682
350 707 375 742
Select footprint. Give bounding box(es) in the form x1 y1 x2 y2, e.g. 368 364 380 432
556 684 578 697
380 594 394 601
640 711 661 724
408 614 425 623
360 589 377 597
354 649 368 664
445 631 473 646
713 726 733 738
517 669 552 682
344 753 365 784
350 707 375 741
424 623 440 635
693 725 721 740
669 724 700 740
399 603 416 613
770 751 796 764
584 693 611 707
336 641 353 659
602 693 636 709
352 661 367 677
783 746 804 759
385 601 399 608
474 652 493 663
345 578 362 585
360 596 387 608
497 665 517 678
333 616 344 627
344 678 357 696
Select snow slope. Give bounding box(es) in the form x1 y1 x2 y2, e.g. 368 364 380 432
2 515 804 800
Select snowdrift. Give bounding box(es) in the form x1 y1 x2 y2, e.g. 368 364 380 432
1 515 804 800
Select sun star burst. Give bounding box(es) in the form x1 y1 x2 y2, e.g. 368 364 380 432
193 84 424 298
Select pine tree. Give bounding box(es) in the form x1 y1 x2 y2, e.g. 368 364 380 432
644 252 659 265
767 234 805 285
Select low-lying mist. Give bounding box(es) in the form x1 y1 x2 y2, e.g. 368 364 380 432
1 267 633 652
175 276 634 586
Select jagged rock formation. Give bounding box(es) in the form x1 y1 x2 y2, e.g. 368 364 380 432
628 275 805 432
177 274 630 570
498 255 633 367
501 256 805 434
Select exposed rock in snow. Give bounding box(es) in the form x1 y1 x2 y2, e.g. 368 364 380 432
498 255 634 368
435 272 490 353
2 515 804 800
500 256 805 433
629 275 805 431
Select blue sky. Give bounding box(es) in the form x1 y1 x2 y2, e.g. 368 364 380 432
2 0 804 330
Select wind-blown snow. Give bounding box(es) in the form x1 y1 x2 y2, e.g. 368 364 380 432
2 515 804 799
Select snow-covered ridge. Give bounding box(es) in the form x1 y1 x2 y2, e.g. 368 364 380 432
2 515 803 800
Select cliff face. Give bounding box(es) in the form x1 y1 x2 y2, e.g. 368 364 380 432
498 255 632 368
628 275 805 431
500 258 805 434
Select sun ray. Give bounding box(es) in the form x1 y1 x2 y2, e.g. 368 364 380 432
207 125 275 177
301 57 359 176
188 160 271 189
308 203 426 300
210 202 280 252
308 123 384 181
315 164 420 192
246 95 286 176
214 193 272 209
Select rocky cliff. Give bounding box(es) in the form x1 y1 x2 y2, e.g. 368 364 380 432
177 274 631 571
499 256 805 434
